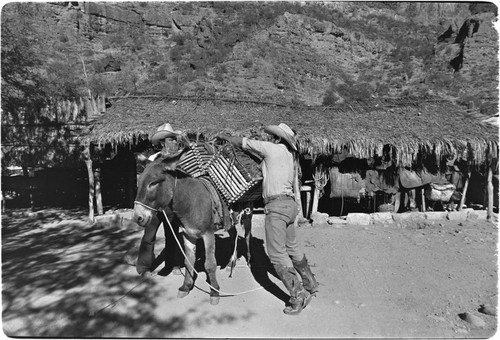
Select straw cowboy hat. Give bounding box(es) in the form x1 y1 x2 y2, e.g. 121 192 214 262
151 123 182 145
264 123 297 151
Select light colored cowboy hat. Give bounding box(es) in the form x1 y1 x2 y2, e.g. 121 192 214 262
151 123 182 145
264 123 297 151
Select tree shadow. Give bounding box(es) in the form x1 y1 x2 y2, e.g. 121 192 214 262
1 209 251 337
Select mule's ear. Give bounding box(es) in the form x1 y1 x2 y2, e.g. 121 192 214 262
162 162 191 177
136 153 152 165
160 146 189 169
162 160 178 172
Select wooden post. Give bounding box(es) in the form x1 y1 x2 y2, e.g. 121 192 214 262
128 154 137 207
84 146 95 223
311 167 329 216
94 167 103 215
420 187 426 212
458 169 471 211
487 166 493 220
394 191 401 213
311 186 320 216
301 185 312 219
293 159 306 225
409 189 416 210
28 169 35 211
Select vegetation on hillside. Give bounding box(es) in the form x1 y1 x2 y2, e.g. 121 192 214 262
1 1 497 171
1 2 498 111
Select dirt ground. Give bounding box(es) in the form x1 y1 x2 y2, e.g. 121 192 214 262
2 208 498 338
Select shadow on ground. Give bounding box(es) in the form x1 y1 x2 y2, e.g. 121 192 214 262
145 223 289 304
1 209 256 337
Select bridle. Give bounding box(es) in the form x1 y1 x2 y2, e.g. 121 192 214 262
134 172 178 214
133 200 160 212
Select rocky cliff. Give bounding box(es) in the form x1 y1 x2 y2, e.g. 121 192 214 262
2 1 498 114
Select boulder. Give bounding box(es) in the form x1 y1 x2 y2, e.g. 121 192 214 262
393 212 426 223
447 210 468 221
425 211 449 220
346 213 371 225
459 312 486 328
434 42 462 62
311 212 329 226
478 304 496 316
327 216 347 225
468 210 488 220
371 212 394 225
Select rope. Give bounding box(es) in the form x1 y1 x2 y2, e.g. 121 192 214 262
89 175 270 315
88 276 152 317
160 209 266 297
88 207 266 317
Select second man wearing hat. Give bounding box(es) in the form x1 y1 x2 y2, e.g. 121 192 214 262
217 123 318 315
149 123 184 161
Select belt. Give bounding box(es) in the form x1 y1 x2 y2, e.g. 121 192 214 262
264 194 295 205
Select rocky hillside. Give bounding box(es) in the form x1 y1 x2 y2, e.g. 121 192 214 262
1 1 498 114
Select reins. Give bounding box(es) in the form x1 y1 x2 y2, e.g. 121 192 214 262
133 175 267 296
159 208 265 297
89 163 270 318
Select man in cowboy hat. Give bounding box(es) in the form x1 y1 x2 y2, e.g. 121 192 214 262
217 123 318 315
148 123 184 161
144 123 186 276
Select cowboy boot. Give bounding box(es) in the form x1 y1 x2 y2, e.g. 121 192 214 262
274 265 312 315
292 255 319 294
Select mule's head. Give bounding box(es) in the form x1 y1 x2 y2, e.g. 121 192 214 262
133 148 188 227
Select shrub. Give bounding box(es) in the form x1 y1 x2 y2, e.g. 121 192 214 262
243 58 253 68
151 64 169 82
214 64 227 81
170 47 183 62
88 75 112 96
322 87 339 106
336 81 375 102
172 33 187 46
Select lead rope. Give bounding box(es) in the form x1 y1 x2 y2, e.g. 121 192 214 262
89 206 265 317
160 208 266 296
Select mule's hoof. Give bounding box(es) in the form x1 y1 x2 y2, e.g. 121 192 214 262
177 289 190 298
172 267 182 275
210 296 220 305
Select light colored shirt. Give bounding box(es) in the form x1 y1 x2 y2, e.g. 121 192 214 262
242 138 294 199
148 151 162 161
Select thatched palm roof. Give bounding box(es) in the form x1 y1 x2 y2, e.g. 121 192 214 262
83 96 498 167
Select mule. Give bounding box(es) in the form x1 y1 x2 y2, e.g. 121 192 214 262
133 151 254 304
134 155 223 304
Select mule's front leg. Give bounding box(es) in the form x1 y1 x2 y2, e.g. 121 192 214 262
136 221 161 275
203 231 220 305
178 235 197 298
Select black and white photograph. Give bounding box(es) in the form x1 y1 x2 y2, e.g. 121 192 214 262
1 1 498 338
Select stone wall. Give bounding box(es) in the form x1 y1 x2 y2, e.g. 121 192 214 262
311 209 494 226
